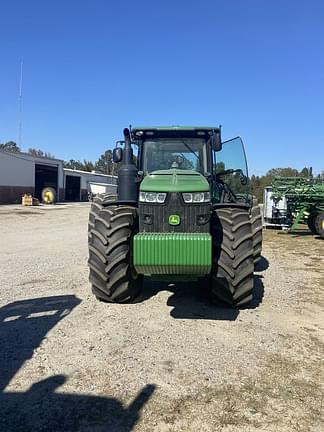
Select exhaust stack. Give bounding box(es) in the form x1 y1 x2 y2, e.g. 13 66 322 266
117 128 138 202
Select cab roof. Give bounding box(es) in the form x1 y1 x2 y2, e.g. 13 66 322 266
131 125 220 140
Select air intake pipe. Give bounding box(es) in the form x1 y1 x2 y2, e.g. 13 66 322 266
117 128 139 202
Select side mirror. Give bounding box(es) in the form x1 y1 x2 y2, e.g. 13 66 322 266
211 132 222 152
240 172 248 185
113 147 123 163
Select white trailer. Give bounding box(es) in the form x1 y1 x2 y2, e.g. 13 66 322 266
263 186 289 228
88 181 117 201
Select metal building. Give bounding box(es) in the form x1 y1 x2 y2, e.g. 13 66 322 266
0 150 64 204
0 150 117 204
63 168 117 201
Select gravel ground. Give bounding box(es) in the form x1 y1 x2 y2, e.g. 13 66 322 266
0 203 323 432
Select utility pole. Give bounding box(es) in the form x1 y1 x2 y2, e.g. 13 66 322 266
18 60 23 148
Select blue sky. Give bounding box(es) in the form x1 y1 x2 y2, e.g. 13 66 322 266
1 0 323 175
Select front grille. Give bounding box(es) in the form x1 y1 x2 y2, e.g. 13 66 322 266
139 192 211 233
133 233 212 275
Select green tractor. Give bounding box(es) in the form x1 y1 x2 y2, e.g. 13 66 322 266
88 126 262 307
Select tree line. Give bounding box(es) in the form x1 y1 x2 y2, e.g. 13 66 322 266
0 141 55 158
1 141 321 202
63 150 117 175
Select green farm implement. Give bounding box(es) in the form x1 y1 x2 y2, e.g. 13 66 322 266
88 126 263 307
271 177 324 238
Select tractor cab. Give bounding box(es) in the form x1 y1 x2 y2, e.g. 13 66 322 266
133 126 220 175
113 126 251 206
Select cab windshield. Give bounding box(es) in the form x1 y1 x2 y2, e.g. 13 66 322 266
141 138 208 174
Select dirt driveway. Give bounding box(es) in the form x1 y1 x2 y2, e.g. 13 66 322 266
0 203 323 431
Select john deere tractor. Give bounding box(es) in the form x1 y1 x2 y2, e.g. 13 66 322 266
88 126 262 307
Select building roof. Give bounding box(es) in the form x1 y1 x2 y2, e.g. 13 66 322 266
63 168 117 178
0 149 63 164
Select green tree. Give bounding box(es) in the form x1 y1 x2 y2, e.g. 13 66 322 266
266 167 299 178
299 167 310 177
214 161 225 174
95 150 113 174
0 141 20 152
63 160 84 170
82 160 95 172
28 148 55 158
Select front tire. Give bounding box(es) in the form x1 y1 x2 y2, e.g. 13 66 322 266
210 206 254 307
88 203 142 302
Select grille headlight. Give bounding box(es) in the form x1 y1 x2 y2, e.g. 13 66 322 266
182 192 210 203
139 192 167 203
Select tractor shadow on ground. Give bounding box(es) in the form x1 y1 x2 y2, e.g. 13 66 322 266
1 377 155 432
139 272 265 321
0 295 81 392
0 295 155 431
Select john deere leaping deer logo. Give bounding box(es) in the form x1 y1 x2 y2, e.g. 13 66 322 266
169 214 180 226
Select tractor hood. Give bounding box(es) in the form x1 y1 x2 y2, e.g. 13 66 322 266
140 169 209 193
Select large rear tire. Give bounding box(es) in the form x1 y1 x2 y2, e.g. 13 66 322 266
251 200 263 265
314 212 324 239
88 202 142 302
210 206 254 307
